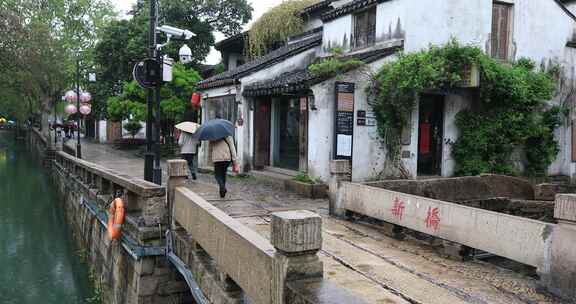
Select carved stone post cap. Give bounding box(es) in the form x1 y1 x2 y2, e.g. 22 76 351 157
167 160 188 177
271 210 322 253
555 194 576 222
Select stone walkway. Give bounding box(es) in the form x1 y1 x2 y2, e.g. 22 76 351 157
72 139 566 304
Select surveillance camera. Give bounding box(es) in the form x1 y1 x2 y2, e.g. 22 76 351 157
179 44 193 64
157 25 195 40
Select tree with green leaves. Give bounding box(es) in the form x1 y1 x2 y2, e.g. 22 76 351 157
0 0 116 132
106 64 202 141
94 0 253 114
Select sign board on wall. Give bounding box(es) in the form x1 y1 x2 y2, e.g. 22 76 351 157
334 82 355 159
357 110 376 127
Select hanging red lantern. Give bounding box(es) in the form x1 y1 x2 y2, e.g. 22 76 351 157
191 92 201 108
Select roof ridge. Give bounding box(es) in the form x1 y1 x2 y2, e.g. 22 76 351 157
198 34 322 89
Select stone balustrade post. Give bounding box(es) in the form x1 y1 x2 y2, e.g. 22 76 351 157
271 210 323 303
329 160 351 216
543 194 576 300
167 160 189 230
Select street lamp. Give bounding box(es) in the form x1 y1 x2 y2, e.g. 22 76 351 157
64 63 95 159
143 0 195 185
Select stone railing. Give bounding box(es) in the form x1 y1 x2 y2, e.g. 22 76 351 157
54 151 167 238
167 160 324 304
50 152 192 302
335 181 576 301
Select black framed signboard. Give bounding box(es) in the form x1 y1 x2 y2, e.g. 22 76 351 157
334 82 355 160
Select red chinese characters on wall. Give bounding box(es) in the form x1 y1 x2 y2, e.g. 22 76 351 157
425 207 441 232
391 197 405 220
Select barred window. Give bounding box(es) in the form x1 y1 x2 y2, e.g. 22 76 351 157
353 7 377 49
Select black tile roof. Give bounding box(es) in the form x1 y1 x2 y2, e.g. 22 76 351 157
243 44 402 97
555 0 576 21
322 0 387 22
299 0 333 17
321 0 576 23
243 70 315 97
198 33 322 90
214 32 249 51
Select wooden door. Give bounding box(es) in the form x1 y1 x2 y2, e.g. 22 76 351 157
107 121 122 143
254 99 271 169
299 97 309 172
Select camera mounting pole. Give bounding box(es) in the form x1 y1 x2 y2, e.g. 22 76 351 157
144 0 158 183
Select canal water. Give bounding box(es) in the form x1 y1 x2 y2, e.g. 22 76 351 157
0 132 93 303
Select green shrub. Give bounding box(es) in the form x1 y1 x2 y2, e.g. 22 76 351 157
123 120 142 138
293 172 317 184
308 50 365 79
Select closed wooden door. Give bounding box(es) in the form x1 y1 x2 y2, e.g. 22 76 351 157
254 99 271 169
107 121 122 142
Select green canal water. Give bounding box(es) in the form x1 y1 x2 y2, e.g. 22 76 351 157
0 131 93 303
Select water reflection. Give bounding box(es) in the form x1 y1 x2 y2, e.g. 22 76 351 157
0 132 92 303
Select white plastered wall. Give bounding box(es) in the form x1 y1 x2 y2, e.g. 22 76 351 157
319 0 576 179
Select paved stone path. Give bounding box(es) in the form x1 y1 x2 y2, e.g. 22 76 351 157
73 139 566 304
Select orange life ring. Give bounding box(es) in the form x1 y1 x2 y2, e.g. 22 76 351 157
107 198 125 240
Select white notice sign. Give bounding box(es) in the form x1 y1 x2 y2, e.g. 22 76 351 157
337 134 352 157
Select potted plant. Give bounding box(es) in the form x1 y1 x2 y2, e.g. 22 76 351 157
284 172 328 199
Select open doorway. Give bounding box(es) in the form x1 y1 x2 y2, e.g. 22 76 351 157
417 94 444 176
273 98 301 171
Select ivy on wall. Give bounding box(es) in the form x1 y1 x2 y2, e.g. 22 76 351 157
370 40 561 177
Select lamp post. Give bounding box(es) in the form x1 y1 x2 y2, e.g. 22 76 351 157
64 61 95 159
76 60 82 158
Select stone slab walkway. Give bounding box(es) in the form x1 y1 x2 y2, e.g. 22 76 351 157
72 139 567 304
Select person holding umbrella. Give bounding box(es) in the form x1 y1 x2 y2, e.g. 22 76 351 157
176 122 200 180
194 119 238 198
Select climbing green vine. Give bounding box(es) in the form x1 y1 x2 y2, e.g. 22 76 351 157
309 48 365 79
248 0 320 58
370 40 561 177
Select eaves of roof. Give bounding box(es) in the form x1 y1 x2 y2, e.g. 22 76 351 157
554 0 576 21
299 0 333 17
243 43 402 97
321 0 386 22
321 0 576 23
198 34 322 90
214 32 249 51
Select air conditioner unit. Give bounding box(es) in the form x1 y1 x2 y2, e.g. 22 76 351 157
457 64 480 88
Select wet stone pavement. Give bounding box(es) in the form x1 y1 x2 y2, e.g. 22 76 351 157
73 139 567 304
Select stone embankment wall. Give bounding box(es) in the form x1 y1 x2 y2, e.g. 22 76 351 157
29 129 192 304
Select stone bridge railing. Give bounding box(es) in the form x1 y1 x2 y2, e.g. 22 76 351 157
48 149 191 303
334 181 576 301
166 160 362 304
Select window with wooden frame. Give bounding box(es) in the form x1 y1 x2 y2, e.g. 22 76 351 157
353 6 377 49
491 2 513 60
